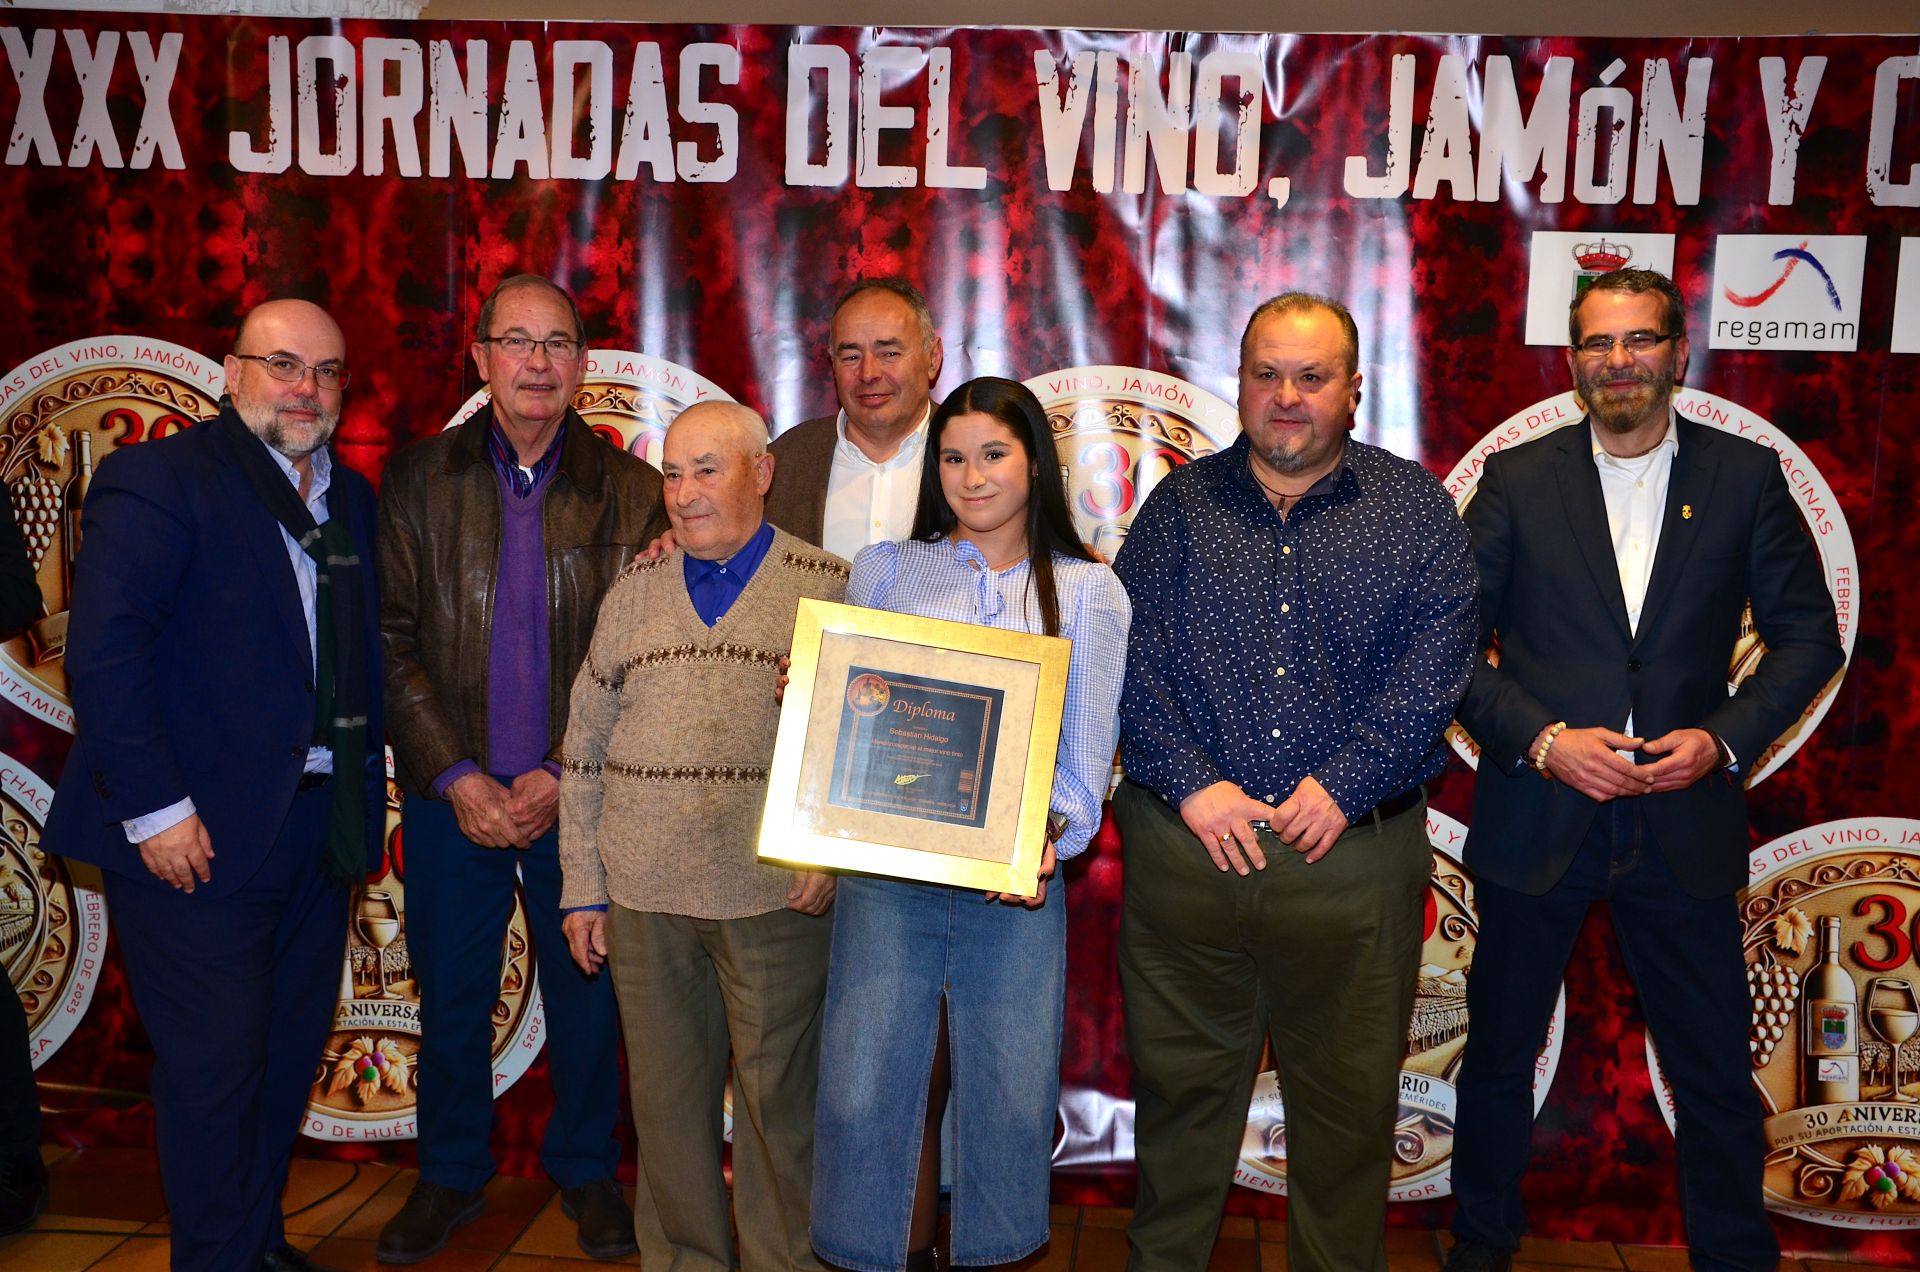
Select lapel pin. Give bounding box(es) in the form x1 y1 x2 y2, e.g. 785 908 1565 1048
1682 504 1693 519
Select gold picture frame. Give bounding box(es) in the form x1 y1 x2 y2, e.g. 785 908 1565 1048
757 599 1071 897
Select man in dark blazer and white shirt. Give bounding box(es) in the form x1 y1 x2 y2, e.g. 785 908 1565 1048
763 277 941 551
44 299 384 1272
1445 269 1843 1272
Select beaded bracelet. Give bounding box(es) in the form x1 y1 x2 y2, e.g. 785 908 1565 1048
1532 721 1569 774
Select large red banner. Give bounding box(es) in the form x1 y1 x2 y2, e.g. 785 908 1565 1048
3 14 1917 1259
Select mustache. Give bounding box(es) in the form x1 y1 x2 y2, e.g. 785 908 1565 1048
278 395 326 417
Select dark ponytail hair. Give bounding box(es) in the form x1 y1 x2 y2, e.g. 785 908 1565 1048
909 376 1095 637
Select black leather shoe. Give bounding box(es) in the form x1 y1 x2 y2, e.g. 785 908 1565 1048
262 1244 344 1272
559 1177 637 1260
0 1151 47 1237
1438 1236 1515 1272
375 1179 485 1265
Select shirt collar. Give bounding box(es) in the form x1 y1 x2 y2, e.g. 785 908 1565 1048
1227 433 1356 506
263 439 331 505
684 520 775 584
832 405 930 468
1590 410 1679 466
488 420 565 496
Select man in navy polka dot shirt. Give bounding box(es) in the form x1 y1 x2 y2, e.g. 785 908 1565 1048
1112 292 1477 1272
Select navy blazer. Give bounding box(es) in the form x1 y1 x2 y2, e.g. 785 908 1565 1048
1456 417 1843 899
44 414 385 896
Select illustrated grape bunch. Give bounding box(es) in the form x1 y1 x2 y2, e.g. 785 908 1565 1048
5 425 69 570
1748 952 1803 1067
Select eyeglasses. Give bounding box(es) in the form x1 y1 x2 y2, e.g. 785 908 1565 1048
480 336 582 361
232 353 350 390
1572 331 1679 358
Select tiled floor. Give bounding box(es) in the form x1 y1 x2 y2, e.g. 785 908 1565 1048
6 1145 1916 1270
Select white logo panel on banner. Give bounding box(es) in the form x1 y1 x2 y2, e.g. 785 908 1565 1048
1892 240 1920 355
1233 810 1567 1201
1647 818 1920 1230
1524 233 1677 346
1 748 107 1070
1443 389 1855 784
1708 235 1868 351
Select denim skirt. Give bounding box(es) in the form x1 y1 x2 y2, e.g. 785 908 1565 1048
810 872 1067 1271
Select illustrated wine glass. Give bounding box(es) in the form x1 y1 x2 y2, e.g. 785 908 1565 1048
1865 977 1920 1102
356 890 402 1001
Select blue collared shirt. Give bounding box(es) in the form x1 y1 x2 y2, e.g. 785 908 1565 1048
1113 434 1477 819
684 520 775 626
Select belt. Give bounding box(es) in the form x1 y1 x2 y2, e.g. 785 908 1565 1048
1353 783 1424 829
296 771 333 791
1248 783 1423 835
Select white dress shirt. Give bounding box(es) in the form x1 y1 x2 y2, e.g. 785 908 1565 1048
820 407 930 561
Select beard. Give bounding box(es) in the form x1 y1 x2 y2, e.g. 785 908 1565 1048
1576 360 1676 435
236 393 338 460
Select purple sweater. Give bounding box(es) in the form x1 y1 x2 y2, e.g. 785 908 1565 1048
432 449 559 794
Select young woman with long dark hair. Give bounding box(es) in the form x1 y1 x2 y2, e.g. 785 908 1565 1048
810 377 1129 1272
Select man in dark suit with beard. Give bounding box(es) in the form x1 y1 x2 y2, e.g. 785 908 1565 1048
44 298 384 1272
1444 268 1843 1272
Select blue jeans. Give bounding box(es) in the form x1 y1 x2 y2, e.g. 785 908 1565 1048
403 795 622 1191
812 874 1067 1271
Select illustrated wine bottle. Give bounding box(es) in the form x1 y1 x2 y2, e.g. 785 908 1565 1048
64 427 94 567
1802 914 1861 1105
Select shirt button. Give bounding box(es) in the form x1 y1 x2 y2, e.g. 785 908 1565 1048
1271 728 1281 737
1282 546 1292 555
1636 480 1644 488
1275 666 1286 676
1280 603 1291 613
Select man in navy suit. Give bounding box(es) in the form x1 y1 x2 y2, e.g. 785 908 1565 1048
43 298 384 1272
1444 269 1843 1272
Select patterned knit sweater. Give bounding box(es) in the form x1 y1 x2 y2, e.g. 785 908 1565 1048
558 527 850 919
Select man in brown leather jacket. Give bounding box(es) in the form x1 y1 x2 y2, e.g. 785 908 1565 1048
376 275 663 1265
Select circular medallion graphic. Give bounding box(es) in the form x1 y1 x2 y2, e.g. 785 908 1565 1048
1442 388 1855 784
1646 818 1920 1229
1234 810 1567 1200
1025 366 1240 563
447 349 733 468
846 673 890 717
303 751 545 1141
0 749 106 1069
0 337 223 732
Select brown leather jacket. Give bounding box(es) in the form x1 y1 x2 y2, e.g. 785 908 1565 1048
378 406 665 797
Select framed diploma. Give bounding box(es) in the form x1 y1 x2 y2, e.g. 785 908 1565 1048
758 598 1071 897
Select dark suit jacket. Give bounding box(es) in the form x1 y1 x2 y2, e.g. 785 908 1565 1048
44 414 386 896
764 415 837 547
1456 417 1842 899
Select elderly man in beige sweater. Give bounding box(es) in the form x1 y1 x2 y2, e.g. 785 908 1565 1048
559 400 848 1272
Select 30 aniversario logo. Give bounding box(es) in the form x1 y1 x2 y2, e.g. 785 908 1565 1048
1026 366 1240 563
1234 811 1567 1201
0 749 106 1069
0 338 223 732
1444 388 1855 785
1648 818 1920 1230
303 752 545 1141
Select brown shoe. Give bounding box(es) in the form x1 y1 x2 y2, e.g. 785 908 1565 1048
560 1178 637 1260
375 1179 484 1265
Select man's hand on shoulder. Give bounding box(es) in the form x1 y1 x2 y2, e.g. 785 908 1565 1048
448 771 531 848
1639 728 1723 793
139 814 214 892
1540 726 1652 801
786 871 836 916
507 768 560 839
634 529 678 562
1179 781 1275 875
1270 775 1349 864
